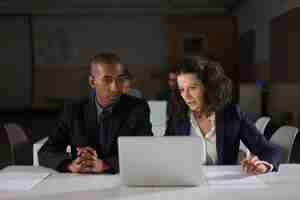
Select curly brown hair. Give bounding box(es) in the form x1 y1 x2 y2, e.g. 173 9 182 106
172 56 232 119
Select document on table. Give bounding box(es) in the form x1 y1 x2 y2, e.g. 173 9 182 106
0 172 51 191
205 167 268 189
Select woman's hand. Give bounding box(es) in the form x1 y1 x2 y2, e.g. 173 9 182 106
240 155 270 175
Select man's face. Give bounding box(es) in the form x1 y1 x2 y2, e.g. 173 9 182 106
168 72 177 90
89 63 123 107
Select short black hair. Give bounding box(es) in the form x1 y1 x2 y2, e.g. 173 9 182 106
89 52 122 76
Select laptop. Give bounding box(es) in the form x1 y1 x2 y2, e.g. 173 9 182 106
118 136 207 186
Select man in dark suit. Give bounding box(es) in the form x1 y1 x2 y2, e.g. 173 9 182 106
38 53 152 174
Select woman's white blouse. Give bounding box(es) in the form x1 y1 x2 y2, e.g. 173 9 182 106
190 112 218 165
189 112 273 171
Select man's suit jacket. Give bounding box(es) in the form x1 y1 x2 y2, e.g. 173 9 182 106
165 104 281 171
38 95 152 173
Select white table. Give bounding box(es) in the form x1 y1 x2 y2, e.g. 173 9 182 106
1 164 300 200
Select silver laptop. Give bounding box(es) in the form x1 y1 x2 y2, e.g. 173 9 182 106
118 136 207 186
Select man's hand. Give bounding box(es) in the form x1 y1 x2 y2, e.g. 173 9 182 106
240 155 270 175
66 156 85 173
76 147 97 160
80 159 110 173
67 146 110 173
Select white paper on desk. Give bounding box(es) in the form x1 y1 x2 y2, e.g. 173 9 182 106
206 169 268 189
0 172 51 191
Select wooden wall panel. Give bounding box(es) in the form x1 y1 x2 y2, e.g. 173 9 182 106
164 15 239 102
33 65 89 107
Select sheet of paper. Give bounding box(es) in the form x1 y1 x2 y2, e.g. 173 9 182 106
208 175 267 189
205 167 268 189
0 172 51 191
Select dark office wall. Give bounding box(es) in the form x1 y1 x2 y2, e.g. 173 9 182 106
235 0 300 126
32 15 167 105
234 0 290 70
0 13 239 108
33 15 166 66
0 15 167 107
271 7 300 83
0 16 32 109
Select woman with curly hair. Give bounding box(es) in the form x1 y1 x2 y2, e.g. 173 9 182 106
165 56 281 174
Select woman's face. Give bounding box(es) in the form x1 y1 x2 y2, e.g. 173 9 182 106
177 73 205 113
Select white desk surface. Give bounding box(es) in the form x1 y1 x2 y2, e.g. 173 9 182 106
1 164 300 200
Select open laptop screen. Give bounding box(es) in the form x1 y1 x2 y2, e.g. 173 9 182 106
118 136 206 186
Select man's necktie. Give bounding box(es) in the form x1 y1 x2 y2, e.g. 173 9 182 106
98 109 110 154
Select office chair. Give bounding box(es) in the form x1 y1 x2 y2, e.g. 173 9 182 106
270 126 299 163
0 124 12 168
255 116 271 134
289 132 300 163
148 101 167 136
3 123 32 165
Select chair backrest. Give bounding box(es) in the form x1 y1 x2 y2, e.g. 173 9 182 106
0 124 12 167
147 101 167 136
3 123 32 165
4 123 28 146
270 126 299 163
147 101 167 126
152 125 166 137
255 116 271 134
290 132 300 163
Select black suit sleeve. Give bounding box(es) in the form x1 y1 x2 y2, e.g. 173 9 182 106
38 103 73 171
165 117 175 136
103 100 153 174
237 107 281 171
130 100 153 137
